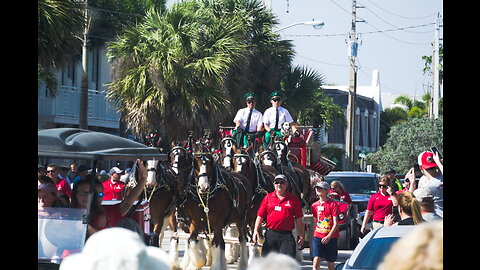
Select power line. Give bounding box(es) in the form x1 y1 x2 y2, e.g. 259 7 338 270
284 22 435 38
360 4 435 34
362 0 438 20
363 21 431 46
329 0 352 15
87 6 142 17
297 55 346 67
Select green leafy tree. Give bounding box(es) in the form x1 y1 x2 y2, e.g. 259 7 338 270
366 117 443 174
107 1 249 138
379 106 408 146
107 0 294 140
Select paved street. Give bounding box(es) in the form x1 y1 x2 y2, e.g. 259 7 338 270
160 229 353 269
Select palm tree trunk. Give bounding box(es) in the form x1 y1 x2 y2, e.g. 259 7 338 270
79 4 89 130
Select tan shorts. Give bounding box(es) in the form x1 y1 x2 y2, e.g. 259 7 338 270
372 221 384 230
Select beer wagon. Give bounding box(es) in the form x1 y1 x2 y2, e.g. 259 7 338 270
38 128 167 269
218 126 337 251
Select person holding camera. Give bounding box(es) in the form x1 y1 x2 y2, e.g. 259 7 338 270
409 151 443 218
233 92 264 148
385 169 403 193
383 191 425 226
361 176 394 234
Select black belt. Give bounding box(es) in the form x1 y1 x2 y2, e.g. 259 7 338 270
373 220 384 224
268 228 292 234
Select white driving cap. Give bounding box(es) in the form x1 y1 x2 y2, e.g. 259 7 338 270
60 227 170 270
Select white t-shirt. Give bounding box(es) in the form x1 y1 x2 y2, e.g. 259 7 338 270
418 174 443 218
233 107 263 132
263 106 293 129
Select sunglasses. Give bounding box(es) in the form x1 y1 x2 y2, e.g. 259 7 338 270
77 191 104 198
378 184 388 188
274 181 286 185
246 100 256 104
46 170 56 174
271 98 282 102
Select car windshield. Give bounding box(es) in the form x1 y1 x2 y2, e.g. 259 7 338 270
350 237 400 269
324 176 377 194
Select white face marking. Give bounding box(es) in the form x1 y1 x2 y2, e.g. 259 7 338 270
275 143 285 157
235 159 243 172
223 156 232 169
146 159 159 187
262 155 274 166
198 163 209 193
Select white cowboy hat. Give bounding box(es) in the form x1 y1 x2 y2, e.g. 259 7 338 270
59 227 170 270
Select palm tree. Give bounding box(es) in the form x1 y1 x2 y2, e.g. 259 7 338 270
208 0 295 120
280 65 346 129
107 0 294 141
107 2 248 139
38 0 85 96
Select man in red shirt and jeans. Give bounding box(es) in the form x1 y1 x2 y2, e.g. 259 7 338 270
252 174 305 258
102 167 125 200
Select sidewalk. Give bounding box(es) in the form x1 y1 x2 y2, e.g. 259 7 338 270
159 228 353 269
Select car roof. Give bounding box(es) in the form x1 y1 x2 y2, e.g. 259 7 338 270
372 225 416 238
325 171 380 177
38 128 167 161
347 225 416 267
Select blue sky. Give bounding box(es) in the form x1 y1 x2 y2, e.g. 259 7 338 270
166 0 443 106
269 0 443 104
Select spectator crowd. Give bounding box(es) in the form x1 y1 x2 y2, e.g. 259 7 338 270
38 147 443 270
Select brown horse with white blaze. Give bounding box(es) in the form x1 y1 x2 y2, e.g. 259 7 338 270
181 151 253 270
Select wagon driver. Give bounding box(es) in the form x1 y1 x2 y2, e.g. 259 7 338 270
233 92 264 148
263 91 298 146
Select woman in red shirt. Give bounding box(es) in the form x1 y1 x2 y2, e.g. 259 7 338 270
70 159 148 238
361 176 394 234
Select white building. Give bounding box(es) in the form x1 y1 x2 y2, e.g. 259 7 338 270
320 70 382 169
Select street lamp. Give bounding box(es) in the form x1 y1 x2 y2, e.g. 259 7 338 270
274 20 325 32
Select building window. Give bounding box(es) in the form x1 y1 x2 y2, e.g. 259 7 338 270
89 48 101 91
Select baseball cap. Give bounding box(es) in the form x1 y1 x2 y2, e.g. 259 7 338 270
77 165 88 173
109 167 123 175
385 168 396 174
413 187 434 202
314 181 330 190
59 227 170 270
274 174 287 181
417 151 438 170
38 183 57 194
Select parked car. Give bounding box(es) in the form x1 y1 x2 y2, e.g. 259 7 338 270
324 172 381 249
335 225 416 270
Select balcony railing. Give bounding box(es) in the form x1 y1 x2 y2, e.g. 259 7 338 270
38 85 120 126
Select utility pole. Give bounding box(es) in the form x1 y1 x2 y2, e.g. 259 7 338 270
345 0 363 170
431 13 442 119
79 0 90 130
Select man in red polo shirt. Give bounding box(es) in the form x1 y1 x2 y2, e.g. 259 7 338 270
252 174 304 258
102 167 125 200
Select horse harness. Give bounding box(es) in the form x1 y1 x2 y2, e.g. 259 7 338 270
185 154 245 210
